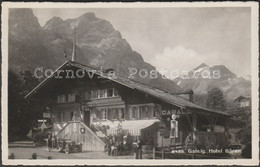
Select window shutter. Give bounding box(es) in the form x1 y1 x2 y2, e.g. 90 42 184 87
129 107 132 119
107 109 111 120
122 108 125 119
118 108 122 119
115 109 119 119
136 107 139 119
96 109 101 120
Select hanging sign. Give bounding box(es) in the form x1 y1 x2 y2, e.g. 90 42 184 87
161 109 184 116
43 112 51 118
40 122 47 132
172 114 177 120
38 119 47 123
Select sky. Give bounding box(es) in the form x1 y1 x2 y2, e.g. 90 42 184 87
33 7 251 77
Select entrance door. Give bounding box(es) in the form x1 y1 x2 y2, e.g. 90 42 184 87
84 110 91 127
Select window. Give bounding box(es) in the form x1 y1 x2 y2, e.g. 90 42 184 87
132 107 137 118
131 107 136 119
153 110 156 117
99 107 125 120
65 95 68 102
89 88 118 99
57 95 67 103
85 91 91 100
118 108 124 119
107 88 113 97
113 88 118 97
59 95 63 103
68 93 75 102
91 90 98 99
140 106 148 118
136 107 140 119
145 106 149 117
107 88 118 97
112 109 117 120
129 104 156 119
118 108 122 119
101 109 107 120
154 105 161 117
100 89 106 98
57 93 76 103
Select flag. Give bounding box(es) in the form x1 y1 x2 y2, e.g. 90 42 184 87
64 50 67 58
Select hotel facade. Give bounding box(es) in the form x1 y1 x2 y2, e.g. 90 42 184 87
25 60 231 151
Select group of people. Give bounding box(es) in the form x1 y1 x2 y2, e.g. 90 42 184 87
107 136 130 156
107 139 120 156
106 135 144 159
133 138 144 159
184 132 196 149
45 133 59 151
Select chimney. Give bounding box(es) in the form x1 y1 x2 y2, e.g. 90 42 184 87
175 89 194 102
189 91 194 102
71 27 77 62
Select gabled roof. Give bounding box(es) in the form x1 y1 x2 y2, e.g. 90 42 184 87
25 61 230 117
234 95 251 102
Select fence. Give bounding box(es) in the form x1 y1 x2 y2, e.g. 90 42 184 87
196 131 229 148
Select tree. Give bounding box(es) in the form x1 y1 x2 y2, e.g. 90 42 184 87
8 69 42 141
237 123 251 158
206 87 226 111
235 108 252 158
8 70 24 140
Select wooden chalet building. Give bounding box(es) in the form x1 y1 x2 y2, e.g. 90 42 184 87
234 96 251 108
25 60 231 151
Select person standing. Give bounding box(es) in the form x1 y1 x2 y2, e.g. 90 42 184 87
107 139 113 156
133 137 139 159
137 138 143 159
46 134 52 152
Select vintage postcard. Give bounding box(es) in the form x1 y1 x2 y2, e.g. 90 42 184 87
1 2 259 166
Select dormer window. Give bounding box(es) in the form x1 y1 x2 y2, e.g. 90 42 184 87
57 94 68 103
100 89 106 98
57 93 76 103
86 88 119 99
113 89 118 96
107 88 113 97
91 90 98 99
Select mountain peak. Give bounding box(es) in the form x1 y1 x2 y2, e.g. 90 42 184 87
79 12 96 20
194 63 209 70
43 16 64 30
9 8 41 34
50 16 63 22
211 65 237 79
10 8 34 18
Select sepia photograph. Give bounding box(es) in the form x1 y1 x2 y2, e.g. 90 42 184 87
1 2 259 166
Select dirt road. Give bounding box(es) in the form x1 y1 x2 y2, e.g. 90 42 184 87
8 147 134 159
